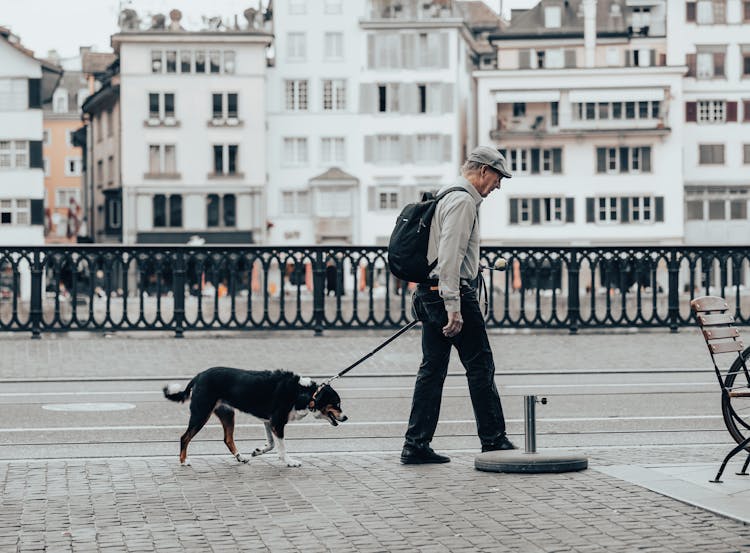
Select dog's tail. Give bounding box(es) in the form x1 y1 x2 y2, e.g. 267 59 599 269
163 377 196 403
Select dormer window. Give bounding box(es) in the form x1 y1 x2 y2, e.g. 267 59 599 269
53 89 68 113
544 6 561 28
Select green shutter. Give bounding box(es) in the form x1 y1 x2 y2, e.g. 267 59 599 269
619 147 629 173
530 149 540 174
31 199 44 225
586 198 595 222
29 140 43 169
596 148 605 173
642 147 651 172
565 198 574 223
621 199 630 223
531 198 540 224
509 198 518 224
655 197 664 222
553 148 562 173
28 79 41 108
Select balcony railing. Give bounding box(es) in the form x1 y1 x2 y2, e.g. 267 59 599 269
2 245 750 337
367 0 455 20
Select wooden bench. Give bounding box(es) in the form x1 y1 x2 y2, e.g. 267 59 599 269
691 296 750 482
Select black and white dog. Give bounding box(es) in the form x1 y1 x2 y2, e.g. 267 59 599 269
163 367 347 467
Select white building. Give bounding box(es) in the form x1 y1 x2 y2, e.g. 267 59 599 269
476 0 685 246
0 27 49 246
668 0 750 245
111 9 272 245
266 0 494 245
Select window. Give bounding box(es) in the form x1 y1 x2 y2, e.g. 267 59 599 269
687 200 704 220
324 0 343 14
147 144 177 175
544 6 561 28
283 138 308 166
415 134 441 163
695 0 725 24
43 157 49 176
281 190 310 214
500 147 563 175
287 33 306 61
708 199 725 220
53 89 68 113
207 194 236 227
212 93 239 122
180 51 192 73
211 145 238 175
699 144 725 164
224 51 235 74
64 157 82 176
106 196 121 230
107 156 114 184
513 103 526 117
731 199 747 219
195 51 206 73
378 83 400 113
0 141 28 169
322 79 346 111
324 32 344 60
686 187 749 221
375 135 401 164
596 147 652 173
285 80 308 111
695 47 726 79
209 51 221 73
509 197 573 225
320 137 345 165
55 188 80 207
573 101 659 121
289 0 306 14
745 0 750 21
153 194 182 228
0 199 29 225
151 50 163 73
744 144 750 164
317 189 351 217
0 78 28 111
418 84 427 113
742 46 750 77
147 93 176 124
166 51 177 73
43 130 50 146
378 191 399 210
697 100 726 123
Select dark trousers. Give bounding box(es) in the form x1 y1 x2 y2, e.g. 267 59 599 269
404 285 507 450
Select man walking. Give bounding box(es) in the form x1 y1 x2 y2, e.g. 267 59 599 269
401 146 516 465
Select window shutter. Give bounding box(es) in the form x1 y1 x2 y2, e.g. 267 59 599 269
31 199 44 225
642 147 652 172
621 199 630 223
368 34 376 68
596 148 605 173
442 135 452 163
399 83 411 114
686 1 696 21
531 198 540 224
565 198 574 223
744 100 750 122
442 83 454 113
364 136 374 163
498 148 507 159
727 101 738 122
714 52 725 77
619 147 629 173
655 197 664 222
401 33 416 69
29 140 43 169
586 198 595 223
686 54 696 77
359 84 372 113
686 101 697 122
439 32 449 68
401 135 412 164
519 49 531 69
564 49 576 68
368 186 376 211
552 148 562 173
649 50 656 67
530 148 540 174
28 79 41 108
509 199 518 224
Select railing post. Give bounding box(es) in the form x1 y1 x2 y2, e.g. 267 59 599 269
173 250 185 338
30 250 42 340
668 248 680 333
313 250 325 336
567 248 579 334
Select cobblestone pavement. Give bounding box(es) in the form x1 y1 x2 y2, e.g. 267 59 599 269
3 448 750 553
0 327 709 380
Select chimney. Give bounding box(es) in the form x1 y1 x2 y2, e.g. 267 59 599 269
583 0 597 68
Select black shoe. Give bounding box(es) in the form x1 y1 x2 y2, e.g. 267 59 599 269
481 436 517 452
400 446 451 465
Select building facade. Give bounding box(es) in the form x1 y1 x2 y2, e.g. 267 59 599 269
668 0 750 245
476 0 685 246
111 9 272 245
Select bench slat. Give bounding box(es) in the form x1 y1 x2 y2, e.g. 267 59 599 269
698 313 735 327
691 296 730 312
710 341 744 354
703 327 740 340
728 388 750 398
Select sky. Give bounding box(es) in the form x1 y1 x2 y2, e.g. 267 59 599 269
2 0 538 61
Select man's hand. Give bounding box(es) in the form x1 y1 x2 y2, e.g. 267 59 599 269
443 311 463 337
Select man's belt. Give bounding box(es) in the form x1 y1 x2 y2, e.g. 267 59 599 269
419 278 475 291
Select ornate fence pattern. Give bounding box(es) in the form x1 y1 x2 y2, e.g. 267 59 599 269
1 245 749 337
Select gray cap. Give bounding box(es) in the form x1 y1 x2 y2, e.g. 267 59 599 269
468 145 512 179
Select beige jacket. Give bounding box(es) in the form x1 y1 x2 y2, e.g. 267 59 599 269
426 176 482 313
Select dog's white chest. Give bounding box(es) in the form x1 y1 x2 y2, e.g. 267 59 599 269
287 409 309 421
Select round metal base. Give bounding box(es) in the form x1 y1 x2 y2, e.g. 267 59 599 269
475 449 588 474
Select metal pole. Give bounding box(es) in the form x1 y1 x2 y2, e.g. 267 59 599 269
524 395 536 453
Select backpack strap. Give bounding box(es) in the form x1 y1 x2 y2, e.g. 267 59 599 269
435 186 470 202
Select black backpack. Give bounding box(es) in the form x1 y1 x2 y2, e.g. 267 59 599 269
387 186 469 283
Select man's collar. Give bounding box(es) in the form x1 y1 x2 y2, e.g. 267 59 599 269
457 175 483 207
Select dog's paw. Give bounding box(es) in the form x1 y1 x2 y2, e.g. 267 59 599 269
284 457 302 468
251 448 263 457
236 453 250 464
180 458 192 467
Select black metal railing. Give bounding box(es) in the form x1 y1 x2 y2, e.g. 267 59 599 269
1 245 750 337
